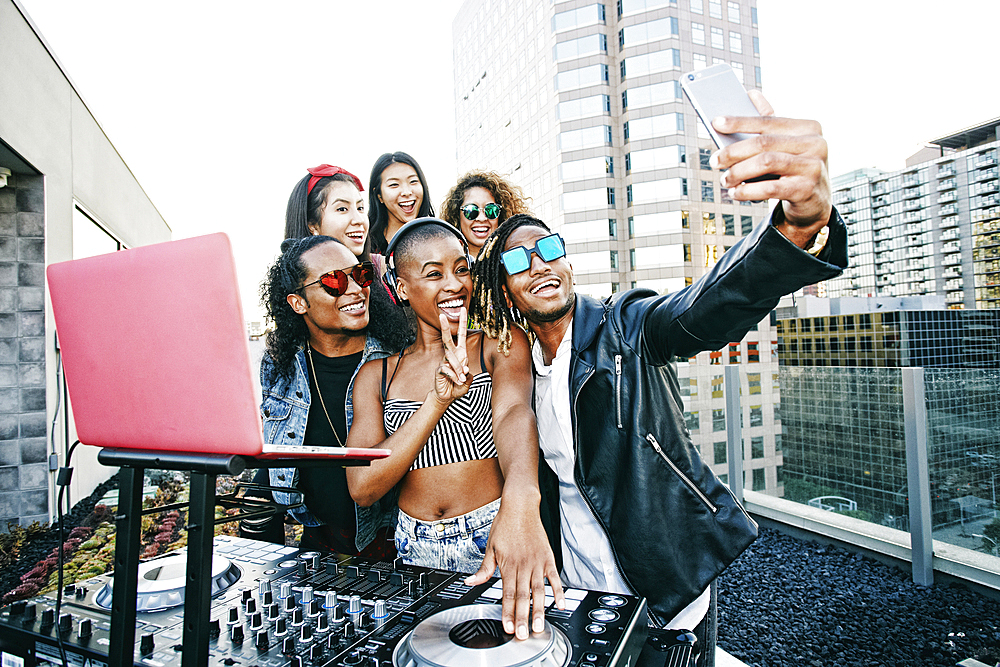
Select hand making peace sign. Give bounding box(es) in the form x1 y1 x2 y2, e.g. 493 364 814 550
434 307 472 403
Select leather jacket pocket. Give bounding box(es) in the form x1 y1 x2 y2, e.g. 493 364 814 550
645 432 718 514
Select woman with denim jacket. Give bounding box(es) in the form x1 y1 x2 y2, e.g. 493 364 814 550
258 235 411 554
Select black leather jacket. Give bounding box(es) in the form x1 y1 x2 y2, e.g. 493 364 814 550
538 209 847 626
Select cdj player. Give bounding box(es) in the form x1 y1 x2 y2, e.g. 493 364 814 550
0 536 647 667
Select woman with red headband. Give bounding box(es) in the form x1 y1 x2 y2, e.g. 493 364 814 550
285 164 370 259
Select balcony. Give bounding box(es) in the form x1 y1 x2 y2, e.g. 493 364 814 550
944 266 963 278
945 290 965 302
974 167 998 182
940 215 959 228
941 203 959 216
942 241 961 254
902 211 926 224
974 154 998 169
902 174 922 188
938 191 957 204
937 179 957 191
903 199 923 211
940 227 959 241
871 182 888 195
943 254 962 265
901 186 923 200
937 164 956 178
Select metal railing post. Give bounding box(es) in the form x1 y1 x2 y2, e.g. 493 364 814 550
902 367 934 586
725 365 744 503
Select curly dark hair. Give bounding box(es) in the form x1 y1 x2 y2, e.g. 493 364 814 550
470 214 552 355
439 171 532 238
261 236 412 385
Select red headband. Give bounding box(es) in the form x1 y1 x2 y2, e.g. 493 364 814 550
306 164 364 197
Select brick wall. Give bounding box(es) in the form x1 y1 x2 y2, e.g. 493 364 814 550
0 171 48 529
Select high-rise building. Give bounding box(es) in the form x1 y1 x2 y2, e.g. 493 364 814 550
452 0 784 492
826 118 1000 310
775 296 1000 532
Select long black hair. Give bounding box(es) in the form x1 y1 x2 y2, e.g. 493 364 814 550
284 172 372 261
471 214 552 355
368 152 434 255
261 236 412 385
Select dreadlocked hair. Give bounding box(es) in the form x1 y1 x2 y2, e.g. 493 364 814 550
471 213 551 356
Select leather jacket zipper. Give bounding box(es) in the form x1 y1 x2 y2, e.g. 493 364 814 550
645 433 718 514
614 354 623 429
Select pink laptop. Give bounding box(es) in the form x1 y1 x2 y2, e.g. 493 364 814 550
47 233 388 461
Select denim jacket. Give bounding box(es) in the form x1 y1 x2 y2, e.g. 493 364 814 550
262 335 398 552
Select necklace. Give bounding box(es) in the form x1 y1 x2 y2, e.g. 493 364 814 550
306 346 344 447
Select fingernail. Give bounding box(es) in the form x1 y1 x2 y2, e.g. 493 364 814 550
517 625 528 639
505 620 514 633
728 187 737 199
720 170 730 188
712 116 727 130
709 152 720 170
533 617 544 632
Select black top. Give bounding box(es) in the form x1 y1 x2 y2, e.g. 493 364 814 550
297 348 363 552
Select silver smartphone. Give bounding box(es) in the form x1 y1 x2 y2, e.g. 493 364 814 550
680 63 776 181
680 63 761 148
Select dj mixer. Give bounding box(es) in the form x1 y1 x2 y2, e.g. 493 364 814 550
0 536 648 667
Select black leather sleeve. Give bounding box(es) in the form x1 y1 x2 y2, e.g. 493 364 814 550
639 206 848 365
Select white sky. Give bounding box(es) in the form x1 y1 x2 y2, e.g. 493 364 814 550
16 0 1000 320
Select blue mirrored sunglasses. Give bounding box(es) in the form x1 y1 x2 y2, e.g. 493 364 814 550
500 233 566 275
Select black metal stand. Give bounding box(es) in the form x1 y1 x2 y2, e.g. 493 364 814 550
97 448 357 667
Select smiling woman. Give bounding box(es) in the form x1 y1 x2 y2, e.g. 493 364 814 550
367 152 435 258
284 164 370 259
344 219 561 638
440 171 532 260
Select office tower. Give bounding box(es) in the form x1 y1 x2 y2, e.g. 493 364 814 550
827 119 1000 310
453 0 782 492
775 296 1000 532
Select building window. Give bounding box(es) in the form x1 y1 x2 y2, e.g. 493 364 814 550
729 31 742 54
699 147 712 170
709 0 722 18
690 0 703 14
619 0 678 18
683 243 691 261
749 405 763 427
747 342 759 362
686 411 700 431
710 26 724 49
620 50 682 80
752 35 759 55
562 187 613 211
747 372 761 394
555 64 609 91
752 468 766 491
623 113 684 142
559 125 613 151
628 145 686 172
691 22 706 46
729 342 740 363
609 219 617 238
560 155 614 181
723 213 735 235
621 17 679 49
755 66 762 87
711 374 723 398
728 1 740 23
622 80 682 109
681 210 690 229
610 250 619 270
553 4 607 33
557 94 611 121
703 212 716 234
714 441 727 465
712 409 726 432
750 436 764 459
741 215 753 235
629 248 635 268
702 180 714 202
554 33 607 61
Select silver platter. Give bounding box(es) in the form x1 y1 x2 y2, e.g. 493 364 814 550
94 551 241 612
393 604 571 667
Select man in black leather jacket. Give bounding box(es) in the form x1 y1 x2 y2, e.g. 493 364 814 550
469 97 847 666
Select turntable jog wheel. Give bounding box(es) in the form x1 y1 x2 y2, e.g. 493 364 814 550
93 551 241 612
393 604 572 667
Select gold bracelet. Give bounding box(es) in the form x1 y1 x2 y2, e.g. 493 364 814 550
806 225 829 256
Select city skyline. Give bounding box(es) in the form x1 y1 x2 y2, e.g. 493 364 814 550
12 0 1000 319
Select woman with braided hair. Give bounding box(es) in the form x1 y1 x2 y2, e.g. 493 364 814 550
256 235 411 555
440 170 531 261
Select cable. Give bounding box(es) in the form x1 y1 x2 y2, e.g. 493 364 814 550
53 439 81 667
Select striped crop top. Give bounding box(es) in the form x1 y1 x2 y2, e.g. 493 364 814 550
381 345 497 471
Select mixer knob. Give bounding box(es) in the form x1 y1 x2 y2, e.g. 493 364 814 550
267 603 281 620
78 618 93 639
282 637 295 654
330 603 344 624
140 633 155 655
309 643 324 662
291 607 304 626
297 561 307 577
373 600 388 625
406 580 416 597
241 588 252 603
325 562 339 576
11 601 26 616
284 595 297 613
58 613 73 633
418 573 428 589
280 582 292 599
255 630 269 651
346 565 360 579
249 611 263 630
289 657 303 667
259 579 272 595
228 606 239 625
75 586 86 599
22 603 36 620
245 598 257 615
342 651 363 666
300 624 313 642
209 619 221 637
392 557 404 570
367 569 382 583
262 590 274 606
324 590 339 609
311 553 321 570
231 625 244 644
389 572 404 586
40 608 55 627
344 620 355 639
348 595 362 614
316 614 329 634
275 617 287 636
308 599 322 617
301 586 313 603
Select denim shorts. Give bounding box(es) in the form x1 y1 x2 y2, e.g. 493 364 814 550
395 498 500 575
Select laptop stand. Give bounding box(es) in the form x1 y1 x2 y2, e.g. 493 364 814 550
96 448 358 667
